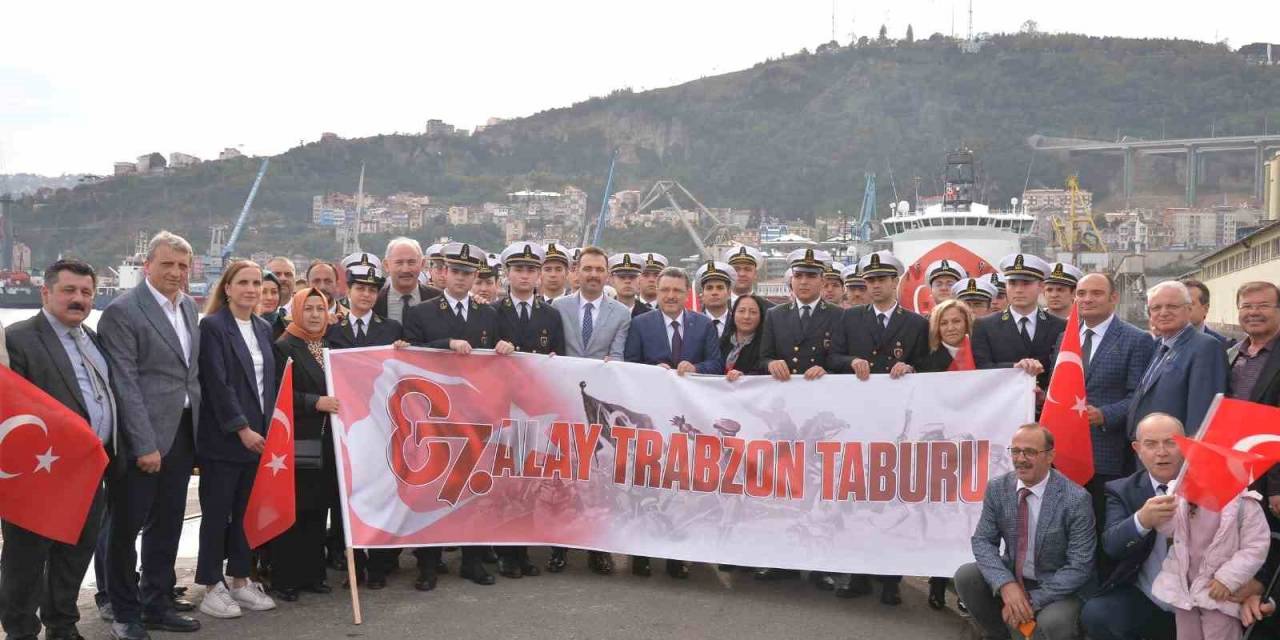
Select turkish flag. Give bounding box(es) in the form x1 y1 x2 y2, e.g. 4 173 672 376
244 360 296 549
1039 304 1094 485
1174 397 1280 512
0 364 108 544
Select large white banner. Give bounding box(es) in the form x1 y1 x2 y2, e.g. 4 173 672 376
327 347 1033 575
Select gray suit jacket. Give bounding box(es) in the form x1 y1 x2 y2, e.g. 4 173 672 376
97 284 202 459
971 470 1097 610
553 293 630 361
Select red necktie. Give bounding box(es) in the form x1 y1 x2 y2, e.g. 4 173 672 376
1015 487 1031 585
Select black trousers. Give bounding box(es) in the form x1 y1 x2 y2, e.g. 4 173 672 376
195 459 255 586
107 413 194 623
0 484 107 638
414 547 482 574
269 508 328 590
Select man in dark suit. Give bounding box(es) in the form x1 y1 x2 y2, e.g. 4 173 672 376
623 266 721 578
954 424 1096 640
98 231 203 639
492 242 562 580
971 253 1067 393
374 237 442 324
1 259 120 640
752 248 840 582
1183 278 1236 349
1126 280 1229 439
1080 412 1182 640
1072 273 1157 516
403 242 515 591
828 250 928 605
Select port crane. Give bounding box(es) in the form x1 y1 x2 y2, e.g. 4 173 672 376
204 158 269 288
1049 175 1106 262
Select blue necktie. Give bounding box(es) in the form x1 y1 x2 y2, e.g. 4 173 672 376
582 302 594 348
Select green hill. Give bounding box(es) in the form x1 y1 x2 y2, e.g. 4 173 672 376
12 32 1280 268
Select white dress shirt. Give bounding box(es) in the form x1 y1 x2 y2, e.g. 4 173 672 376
235 317 264 409
1010 307 1039 341
795 299 818 320
1015 470 1052 580
443 292 471 322
871 302 899 327
579 293 604 332
1132 475 1176 611
147 279 192 407
1081 314 1115 365
705 310 729 337
350 310 374 338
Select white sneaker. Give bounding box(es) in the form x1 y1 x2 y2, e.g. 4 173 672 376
200 582 243 619
230 581 277 611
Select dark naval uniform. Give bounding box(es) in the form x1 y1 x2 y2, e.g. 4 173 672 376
495 296 565 355
629 300 654 318
403 296 501 351
326 314 402 350
752 299 841 375
829 305 930 374
970 308 1066 389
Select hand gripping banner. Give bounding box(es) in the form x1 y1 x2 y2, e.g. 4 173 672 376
325 346 1033 576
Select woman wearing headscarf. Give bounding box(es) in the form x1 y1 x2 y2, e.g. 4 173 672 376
269 288 341 601
258 271 284 337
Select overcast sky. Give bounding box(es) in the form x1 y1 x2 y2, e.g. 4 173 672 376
3 0 1276 176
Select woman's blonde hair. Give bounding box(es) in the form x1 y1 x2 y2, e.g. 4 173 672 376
928 298 975 351
204 260 262 316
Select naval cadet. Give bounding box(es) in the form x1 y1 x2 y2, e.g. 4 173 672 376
539 242 572 302
970 253 1067 392
841 264 869 307
638 252 667 308
952 276 999 318
926 259 968 307
608 252 653 317
725 245 775 310
695 260 737 338
1043 261 1084 320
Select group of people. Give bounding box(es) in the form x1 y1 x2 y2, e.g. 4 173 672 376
1 229 1279 640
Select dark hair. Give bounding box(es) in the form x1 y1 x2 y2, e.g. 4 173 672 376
262 271 281 288
1237 281 1280 306
658 266 690 289
719 295 769 373
44 259 98 287
1181 278 1209 306
1082 271 1117 295
578 246 608 263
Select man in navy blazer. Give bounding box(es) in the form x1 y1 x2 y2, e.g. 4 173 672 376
954 424 1096 640
623 267 723 376
1071 274 1157 506
1080 413 1183 640
1126 281 1229 439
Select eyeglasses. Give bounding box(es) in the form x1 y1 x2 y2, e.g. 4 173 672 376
1007 447 1053 458
1147 304 1188 314
1238 303 1278 312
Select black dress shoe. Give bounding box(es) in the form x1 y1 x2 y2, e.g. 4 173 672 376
835 574 873 599
109 622 150 640
588 552 614 575
498 558 523 579
141 611 201 632
546 549 568 573
752 568 800 581
665 561 689 579
170 597 196 613
414 571 437 592
272 587 299 602
367 576 387 590
928 577 948 610
809 571 836 591
631 557 652 577
459 564 496 586
880 581 902 606
46 628 85 640
521 563 541 577
303 582 332 594
717 564 740 572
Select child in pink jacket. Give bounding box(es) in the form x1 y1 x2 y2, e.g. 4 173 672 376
1153 490 1271 640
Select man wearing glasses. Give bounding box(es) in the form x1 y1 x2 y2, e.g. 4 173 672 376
954 424 1096 640
1125 280 1229 440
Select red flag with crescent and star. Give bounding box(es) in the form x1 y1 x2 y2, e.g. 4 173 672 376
1174 397 1280 512
0 363 108 544
245 360 297 549
1039 304 1094 485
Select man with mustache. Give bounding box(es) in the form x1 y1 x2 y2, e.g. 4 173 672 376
955 423 1096 640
